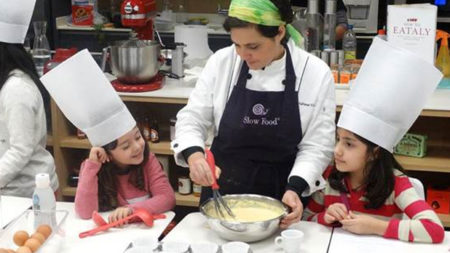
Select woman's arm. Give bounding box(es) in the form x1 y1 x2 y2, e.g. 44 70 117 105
171 55 219 167
385 176 444 243
74 160 102 219
128 153 176 214
289 62 336 196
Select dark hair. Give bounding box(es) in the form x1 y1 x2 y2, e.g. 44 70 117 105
97 130 149 211
0 42 51 125
223 0 294 41
329 132 405 209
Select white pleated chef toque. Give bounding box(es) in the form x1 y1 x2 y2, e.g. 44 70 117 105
337 37 443 153
40 49 136 147
0 0 36 44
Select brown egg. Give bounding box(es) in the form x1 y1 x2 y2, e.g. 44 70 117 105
6 250 16 253
0 248 9 253
30 233 45 244
24 238 41 252
13 231 29 246
16 247 32 253
35 225 52 239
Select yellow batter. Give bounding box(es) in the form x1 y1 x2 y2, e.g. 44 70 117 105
206 199 285 222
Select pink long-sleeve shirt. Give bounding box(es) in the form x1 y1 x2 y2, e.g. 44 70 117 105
74 152 176 219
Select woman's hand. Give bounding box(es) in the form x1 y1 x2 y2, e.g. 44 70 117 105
340 211 388 236
324 203 348 224
88 147 109 164
108 206 133 227
187 152 221 186
280 190 303 229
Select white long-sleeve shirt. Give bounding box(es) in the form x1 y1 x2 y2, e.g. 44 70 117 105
0 70 58 197
171 40 336 195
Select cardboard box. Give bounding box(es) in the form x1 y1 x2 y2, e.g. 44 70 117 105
387 4 437 64
71 4 94 26
427 187 450 214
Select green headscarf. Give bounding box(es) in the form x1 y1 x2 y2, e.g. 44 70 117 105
228 0 304 48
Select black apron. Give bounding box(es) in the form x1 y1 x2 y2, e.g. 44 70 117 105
200 45 306 203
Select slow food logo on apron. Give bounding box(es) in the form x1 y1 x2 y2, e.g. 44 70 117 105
242 103 280 126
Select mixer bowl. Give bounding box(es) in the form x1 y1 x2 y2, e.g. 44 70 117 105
109 39 161 84
199 194 288 242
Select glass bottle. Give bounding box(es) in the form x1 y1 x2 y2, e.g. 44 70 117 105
343 24 357 61
32 21 51 77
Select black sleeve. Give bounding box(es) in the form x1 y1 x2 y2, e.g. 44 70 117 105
285 175 309 197
181 146 204 162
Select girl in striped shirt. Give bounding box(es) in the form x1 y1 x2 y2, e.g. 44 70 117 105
303 128 444 243
302 38 445 244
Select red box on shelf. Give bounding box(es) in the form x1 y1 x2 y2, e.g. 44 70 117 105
71 4 93 26
427 187 450 214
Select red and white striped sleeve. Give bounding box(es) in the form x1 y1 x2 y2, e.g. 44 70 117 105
383 176 444 243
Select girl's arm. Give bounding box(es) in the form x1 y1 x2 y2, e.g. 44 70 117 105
385 176 444 243
303 190 330 226
74 160 102 219
128 153 176 214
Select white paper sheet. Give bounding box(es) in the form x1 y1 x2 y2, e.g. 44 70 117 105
329 228 450 253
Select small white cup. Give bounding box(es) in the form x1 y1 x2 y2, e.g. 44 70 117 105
222 241 250 253
190 242 219 253
162 241 190 253
132 235 159 250
274 229 304 253
126 246 154 253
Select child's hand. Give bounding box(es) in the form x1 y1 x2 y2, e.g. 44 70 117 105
324 203 348 224
108 207 133 227
88 147 110 164
340 211 388 236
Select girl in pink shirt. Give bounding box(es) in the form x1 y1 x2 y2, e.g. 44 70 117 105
75 126 176 223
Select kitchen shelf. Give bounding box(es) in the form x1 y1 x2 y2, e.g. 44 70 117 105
336 105 450 118
395 145 450 173
62 186 77 197
437 214 450 228
62 187 200 207
59 136 174 155
46 135 53 147
175 193 200 207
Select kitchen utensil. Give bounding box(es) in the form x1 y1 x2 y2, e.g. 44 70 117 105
101 38 162 84
200 194 288 242
92 211 107 226
205 149 235 219
92 209 166 227
80 208 166 238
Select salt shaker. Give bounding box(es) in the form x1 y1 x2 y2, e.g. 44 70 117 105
172 42 186 78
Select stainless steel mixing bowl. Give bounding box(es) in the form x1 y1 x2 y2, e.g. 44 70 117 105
107 39 161 84
200 194 288 242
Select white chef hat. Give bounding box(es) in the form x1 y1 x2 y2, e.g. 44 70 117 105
0 0 36 44
337 37 443 152
41 49 136 147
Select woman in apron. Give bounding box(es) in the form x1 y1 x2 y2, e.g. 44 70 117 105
172 0 336 228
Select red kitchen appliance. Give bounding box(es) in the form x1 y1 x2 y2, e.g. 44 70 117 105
121 0 157 40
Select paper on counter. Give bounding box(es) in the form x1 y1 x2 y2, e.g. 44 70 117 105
329 228 450 253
